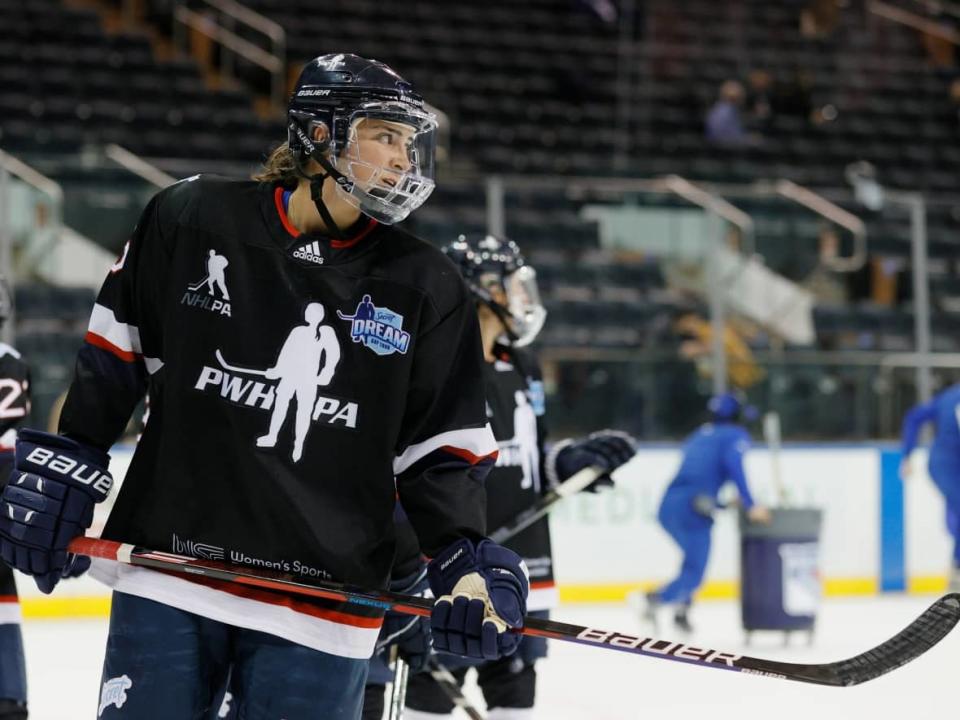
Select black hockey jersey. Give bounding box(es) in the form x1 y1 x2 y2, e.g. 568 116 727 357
0 342 30 625
60 176 497 658
484 347 556 611
0 343 30 457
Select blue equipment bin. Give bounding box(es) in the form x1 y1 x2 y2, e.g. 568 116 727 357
740 508 823 641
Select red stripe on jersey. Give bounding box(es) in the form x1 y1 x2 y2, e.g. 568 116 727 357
274 186 378 248
85 331 139 363
0 595 18 603
163 572 383 629
531 581 556 590
274 186 301 239
441 445 499 466
331 218 378 249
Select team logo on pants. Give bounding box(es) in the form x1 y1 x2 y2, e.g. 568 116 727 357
194 302 359 463
181 249 232 316
99 675 132 716
336 295 411 356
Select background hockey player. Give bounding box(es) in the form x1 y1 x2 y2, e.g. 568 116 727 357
900 383 960 591
0 283 34 720
645 393 770 633
361 234 636 720
0 54 530 719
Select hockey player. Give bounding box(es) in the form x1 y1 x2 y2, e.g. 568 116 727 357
362 235 636 720
900 384 960 592
0 55 529 719
0 283 33 720
645 393 770 632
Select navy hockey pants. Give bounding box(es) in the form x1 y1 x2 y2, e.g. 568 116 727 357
653 490 712 605
0 537 27 708
98 592 368 719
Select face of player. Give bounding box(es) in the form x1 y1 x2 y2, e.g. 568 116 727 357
344 118 416 191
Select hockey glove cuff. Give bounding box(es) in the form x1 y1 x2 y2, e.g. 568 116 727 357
427 538 528 661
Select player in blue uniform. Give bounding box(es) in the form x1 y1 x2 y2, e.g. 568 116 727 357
900 384 960 592
644 393 770 632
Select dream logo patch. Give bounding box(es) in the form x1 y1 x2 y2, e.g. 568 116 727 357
337 295 411 356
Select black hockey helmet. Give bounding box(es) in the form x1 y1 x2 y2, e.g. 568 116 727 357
287 53 438 228
442 234 546 347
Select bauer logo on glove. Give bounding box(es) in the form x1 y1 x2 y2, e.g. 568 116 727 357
427 537 529 660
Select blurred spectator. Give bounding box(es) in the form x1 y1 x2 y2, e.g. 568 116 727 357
575 0 618 23
674 312 765 390
948 78 960 132
802 227 849 306
705 80 751 146
800 0 842 38
746 69 775 132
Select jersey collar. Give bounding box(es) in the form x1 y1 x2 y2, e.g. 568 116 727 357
265 184 379 255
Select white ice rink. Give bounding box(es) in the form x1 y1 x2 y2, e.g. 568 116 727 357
20 594 959 720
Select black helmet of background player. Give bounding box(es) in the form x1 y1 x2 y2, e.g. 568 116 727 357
287 53 438 231
708 392 759 423
442 234 547 347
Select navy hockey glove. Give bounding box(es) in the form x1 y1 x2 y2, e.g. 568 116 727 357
546 429 636 493
377 564 432 672
0 430 112 594
427 538 528 661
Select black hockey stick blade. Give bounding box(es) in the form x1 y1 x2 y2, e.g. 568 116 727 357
70 537 960 687
489 465 603 544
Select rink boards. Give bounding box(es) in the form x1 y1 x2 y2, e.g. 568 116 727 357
13 442 952 616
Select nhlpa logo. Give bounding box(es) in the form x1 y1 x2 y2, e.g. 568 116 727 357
195 302 359 463
293 240 324 265
337 295 411 356
99 675 132 716
182 249 232 316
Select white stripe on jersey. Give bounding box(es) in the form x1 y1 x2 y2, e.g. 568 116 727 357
94 564 381 658
89 303 143 355
393 424 498 476
0 600 22 625
0 342 22 359
88 303 163 374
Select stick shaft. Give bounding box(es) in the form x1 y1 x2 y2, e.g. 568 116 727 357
70 536 960 687
489 466 601 544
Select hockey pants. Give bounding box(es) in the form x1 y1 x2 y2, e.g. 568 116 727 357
98 592 368 719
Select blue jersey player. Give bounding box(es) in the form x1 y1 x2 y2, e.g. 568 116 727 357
900 384 960 592
644 393 770 632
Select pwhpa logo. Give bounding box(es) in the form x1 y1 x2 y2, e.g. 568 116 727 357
181 249 232 316
195 303 359 463
99 675 132 716
336 295 411 357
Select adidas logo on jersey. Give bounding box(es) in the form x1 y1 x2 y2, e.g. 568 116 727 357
293 241 325 265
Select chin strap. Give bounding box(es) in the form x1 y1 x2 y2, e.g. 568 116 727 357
289 118 357 242
469 282 519 345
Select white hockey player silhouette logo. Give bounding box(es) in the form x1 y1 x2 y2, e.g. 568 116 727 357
189 249 231 299
255 302 342 462
495 389 541 493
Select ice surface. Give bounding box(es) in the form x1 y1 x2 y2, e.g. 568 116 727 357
21 595 958 719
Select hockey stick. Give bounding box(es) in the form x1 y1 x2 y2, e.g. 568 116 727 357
427 660 486 720
69 536 960 687
387 652 409 720
188 275 210 291
215 349 269 377
489 466 603 544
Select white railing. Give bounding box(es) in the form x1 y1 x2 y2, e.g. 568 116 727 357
105 144 177 188
173 0 287 108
